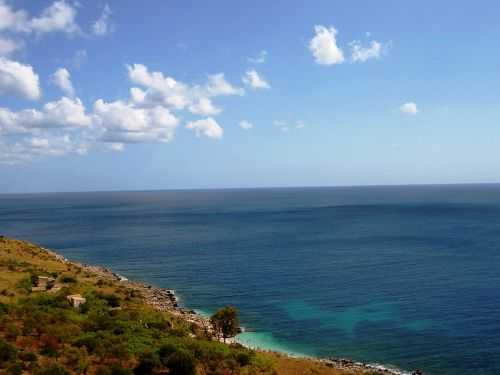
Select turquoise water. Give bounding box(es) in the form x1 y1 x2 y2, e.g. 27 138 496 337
1 185 500 374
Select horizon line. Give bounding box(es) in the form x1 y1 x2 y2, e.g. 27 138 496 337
2 181 500 196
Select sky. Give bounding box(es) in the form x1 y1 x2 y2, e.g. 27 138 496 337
1 0 500 193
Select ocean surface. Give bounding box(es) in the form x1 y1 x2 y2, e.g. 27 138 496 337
1 185 500 374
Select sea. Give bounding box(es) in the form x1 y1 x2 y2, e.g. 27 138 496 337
1 184 500 375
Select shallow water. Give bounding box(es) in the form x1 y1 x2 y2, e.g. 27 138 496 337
1 185 500 374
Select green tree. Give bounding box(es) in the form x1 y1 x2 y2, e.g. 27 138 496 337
210 306 240 343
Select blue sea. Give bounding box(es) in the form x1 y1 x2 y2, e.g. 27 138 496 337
1 185 500 374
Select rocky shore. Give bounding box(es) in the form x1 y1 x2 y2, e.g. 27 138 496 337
41 245 419 375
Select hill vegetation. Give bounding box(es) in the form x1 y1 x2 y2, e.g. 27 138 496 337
0 236 381 375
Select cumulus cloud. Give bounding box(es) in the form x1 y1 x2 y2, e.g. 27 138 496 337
0 0 29 32
239 120 253 130
0 134 89 164
189 97 221 116
242 70 270 90
0 0 90 38
1 59 251 163
93 99 179 143
309 25 344 66
186 117 223 139
51 67 74 96
92 4 113 36
0 58 41 100
127 64 244 115
400 102 418 115
0 37 22 56
29 0 80 35
296 121 305 129
127 63 191 109
0 97 91 135
248 50 267 64
350 40 387 62
205 73 244 96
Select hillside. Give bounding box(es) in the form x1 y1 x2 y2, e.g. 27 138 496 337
0 236 384 375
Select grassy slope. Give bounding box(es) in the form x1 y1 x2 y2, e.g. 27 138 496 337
0 237 371 375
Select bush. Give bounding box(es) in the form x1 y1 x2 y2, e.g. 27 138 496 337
108 365 133 375
18 351 37 362
234 350 254 367
6 361 22 375
34 363 69 375
133 352 159 375
0 302 9 315
158 342 178 365
16 277 32 293
96 292 121 308
165 349 197 375
0 339 17 366
60 276 77 283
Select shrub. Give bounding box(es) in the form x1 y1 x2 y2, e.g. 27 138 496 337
6 361 22 375
133 352 159 375
18 351 37 362
0 339 17 366
60 276 77 283
234 350 254 367
165 349 197 375
34 363 69 375
0 302 9 315
16 277 32 293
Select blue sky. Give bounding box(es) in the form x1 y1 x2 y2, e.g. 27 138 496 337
0 0 499 193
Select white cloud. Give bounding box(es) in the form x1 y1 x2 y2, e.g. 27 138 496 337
127 63 191 109
296 121 305 129
106 142 124 152
0 134 89 164
93 99 179 143
350 40 383 62
0 0 84 37
205 73 244 96
92 4 113 36
127 64 243 113
400 102 418 115
0 36 22 56
186 117 223 139
242 70 270 90
42 97 91 127
239 120 253 130
248 50 267 64
0 97 91 135
189 97 221 116
0 58 41 100
309 25 344 66
0 0 29 32
29 0 80 35
51 67 74 96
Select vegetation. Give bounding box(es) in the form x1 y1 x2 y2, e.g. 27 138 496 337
210 306 240 343
0 236 377 375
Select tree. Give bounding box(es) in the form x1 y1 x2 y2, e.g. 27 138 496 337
210 306 240 343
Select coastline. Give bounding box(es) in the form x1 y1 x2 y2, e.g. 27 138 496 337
40 244 415 375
